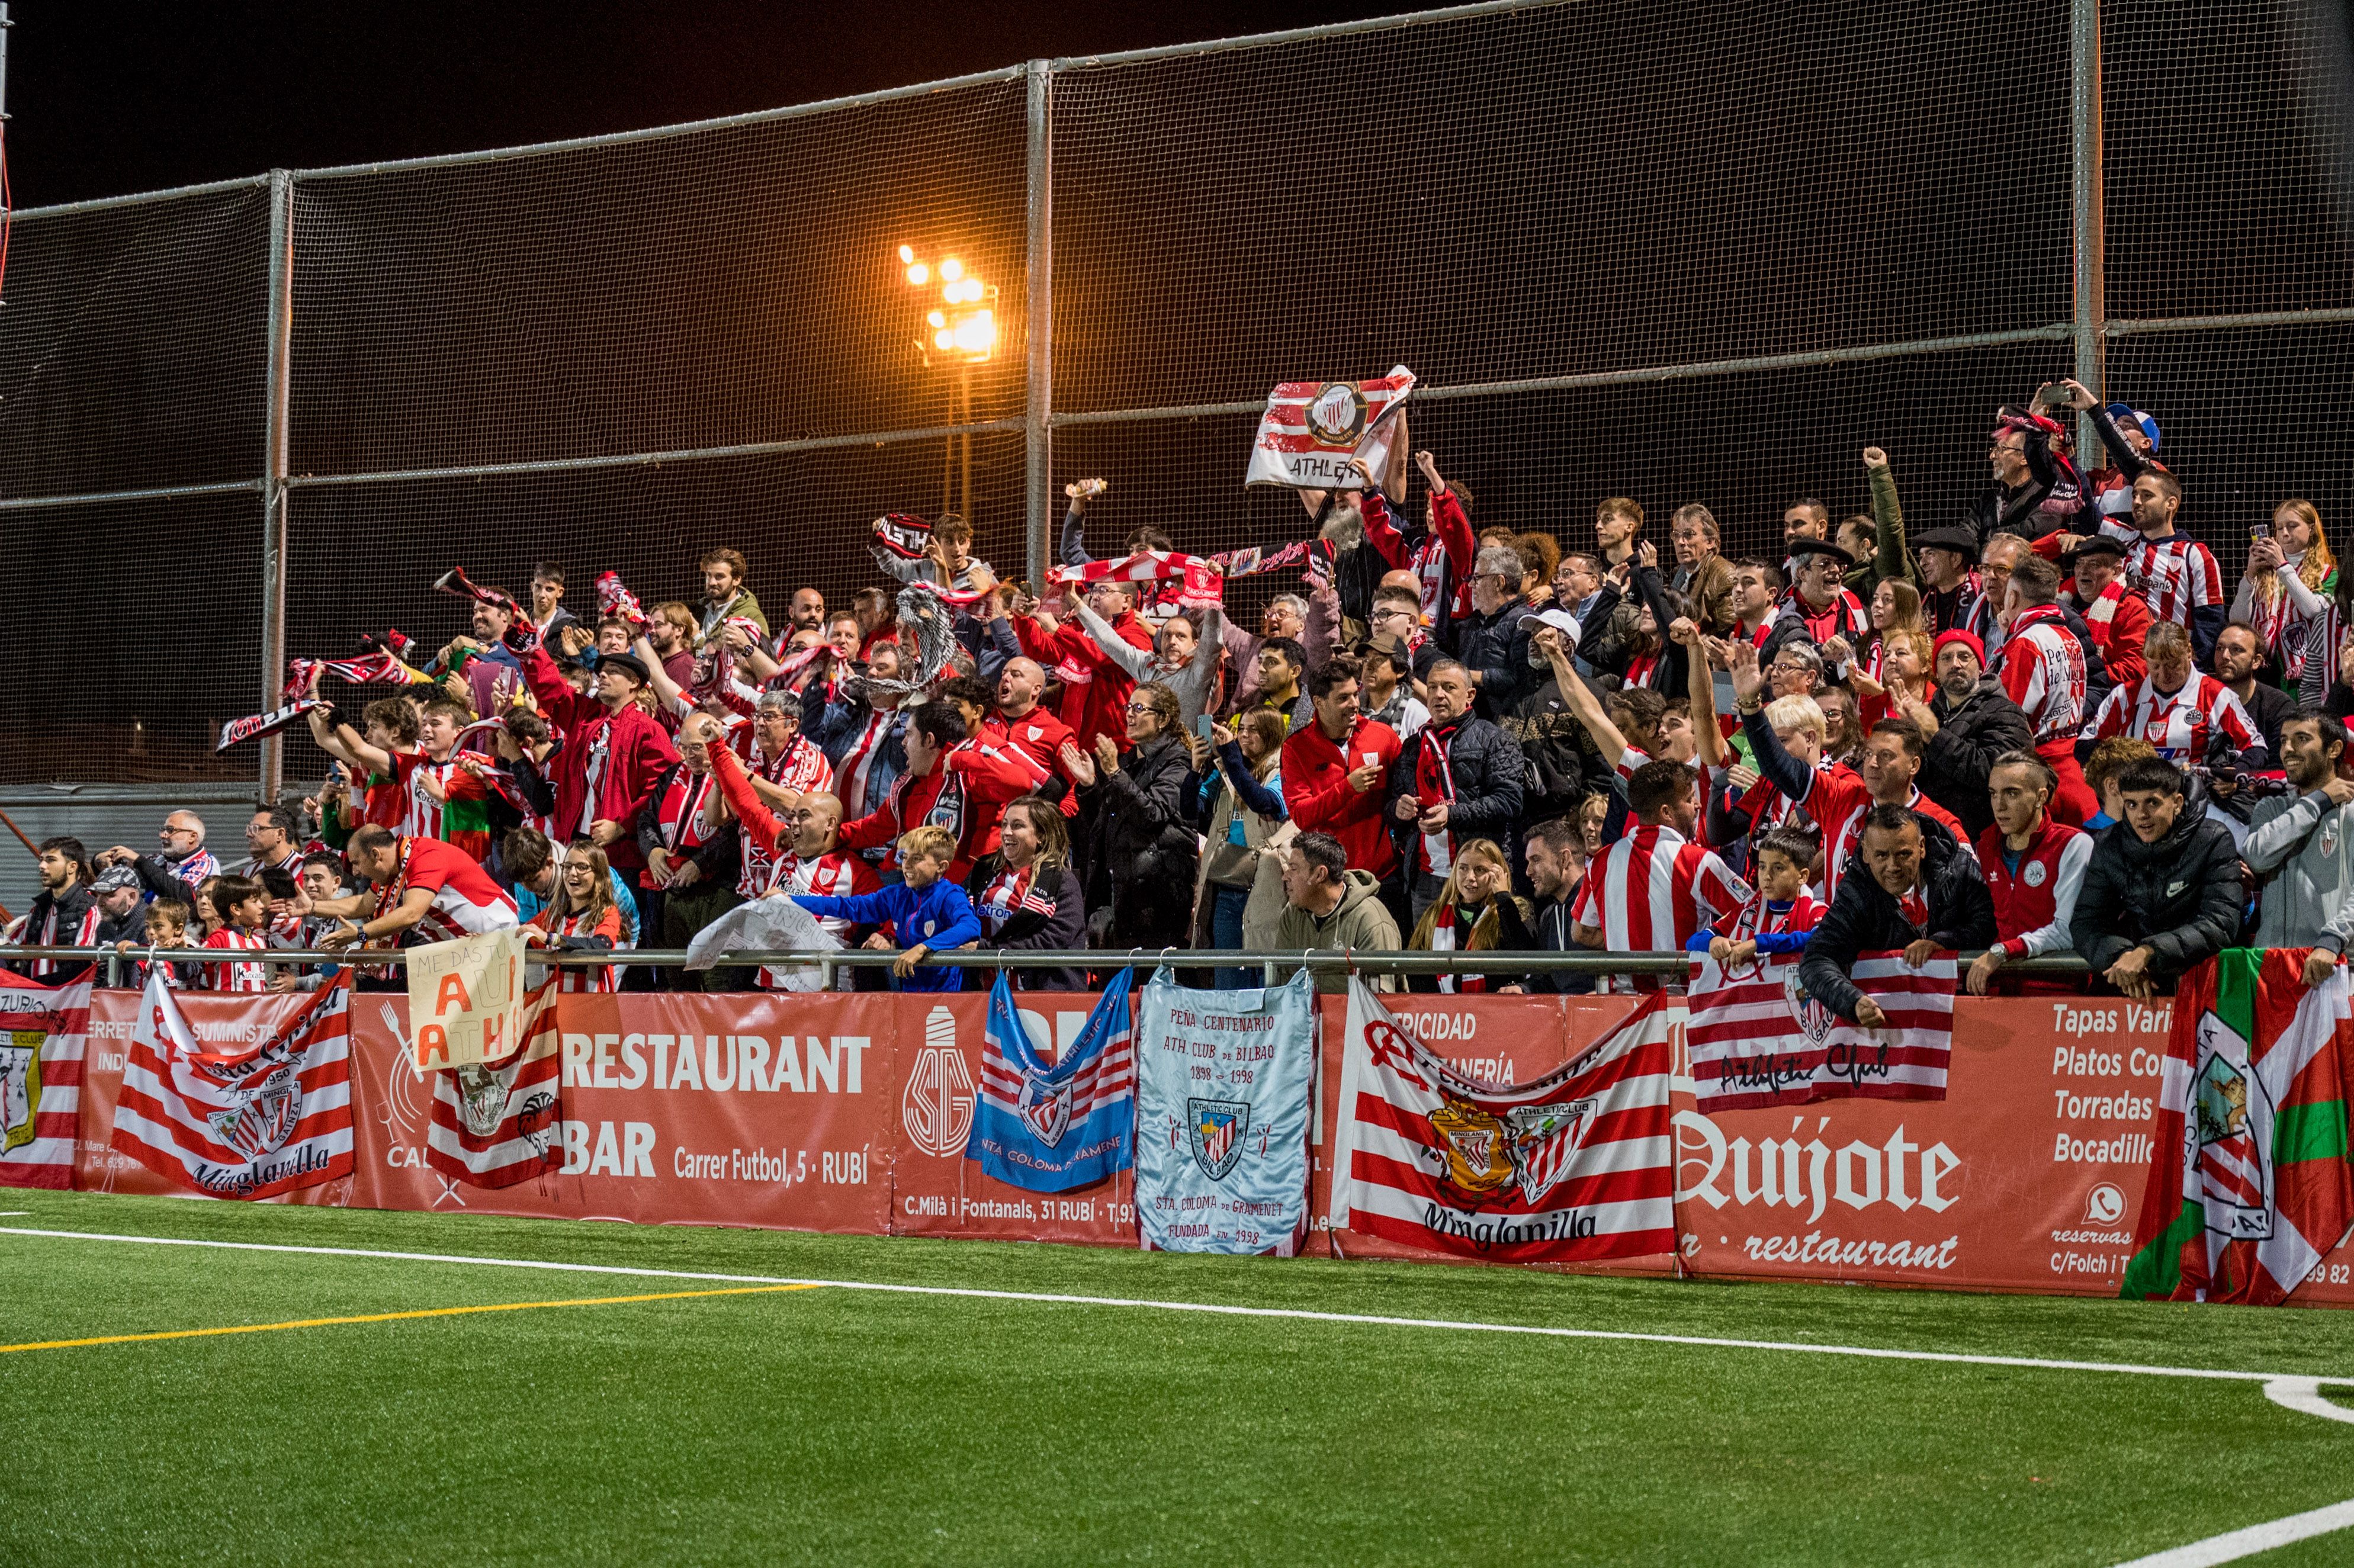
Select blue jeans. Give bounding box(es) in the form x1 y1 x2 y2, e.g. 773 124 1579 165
1213 884 1255 990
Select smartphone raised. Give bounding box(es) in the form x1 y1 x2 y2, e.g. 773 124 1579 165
1194 714 1216 741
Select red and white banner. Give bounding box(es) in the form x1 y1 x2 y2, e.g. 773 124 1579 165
425 979 562 1188
1247 365 1415 490
0 971 91 1190
111 970 356 1199
1686 950 1955 1110
1328 979 1678 1264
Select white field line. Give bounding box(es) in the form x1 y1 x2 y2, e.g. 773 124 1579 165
3 1224 2350 1392
2115 1497 2354 1566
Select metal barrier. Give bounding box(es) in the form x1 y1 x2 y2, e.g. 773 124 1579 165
0 943 2096 991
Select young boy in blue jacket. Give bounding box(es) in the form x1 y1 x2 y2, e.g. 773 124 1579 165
794 824 981 992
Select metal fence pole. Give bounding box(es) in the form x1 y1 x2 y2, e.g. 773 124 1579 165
258 169 295 804
1023 57 1054 589
2070 0 2106 446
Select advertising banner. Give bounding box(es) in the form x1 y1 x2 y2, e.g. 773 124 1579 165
348 992 897 1232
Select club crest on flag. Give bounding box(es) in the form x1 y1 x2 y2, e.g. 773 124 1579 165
1018 1072 1072 1149
0 1028 43 1153
2192 1016 2273 1241
1303 383 1368 446
205 1069 303 1162
1783 966 1839 1046
1187 1098 1249 1182
455 1056 555 1146
1505 1099 1598 1206
1427 1095 1515 1204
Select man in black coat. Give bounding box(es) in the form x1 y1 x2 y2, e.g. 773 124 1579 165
1457 544 1540 719
1386 658 1526 920
1799 805 1996 1027
2071 757 2246 1000
1910 631 2034 841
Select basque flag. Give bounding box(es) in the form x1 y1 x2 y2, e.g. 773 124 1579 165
966 969 1136 1192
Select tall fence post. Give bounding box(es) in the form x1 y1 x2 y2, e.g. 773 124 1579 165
2070 0 2105 447
259 168 295 804
1023 57 1054 589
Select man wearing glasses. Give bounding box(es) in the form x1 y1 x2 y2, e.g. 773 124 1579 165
1970 406 2067 544
1457 545 1540 720
96 810 222 899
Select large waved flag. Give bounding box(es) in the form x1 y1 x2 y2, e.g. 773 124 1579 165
966 969 1136 1193
1133 968 1318 1255
425 976 562 1188
1685 949 1956 1110
1245 365 1415 490
1329 977 1677 1263
113 968 356 1199
2123 949 2354 1306
0 969 92 1190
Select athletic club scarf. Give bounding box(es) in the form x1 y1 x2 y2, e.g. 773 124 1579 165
1049 550 1224 609
217 699 328 752
425 976 562 1188
966 968 1136 1191
1329 978 1678 1262
113 968 355 1199
1684 949 1956 1111
435 566 539 652
0 970 91 1190
1246 365 1416 489
1414 721 1463 876
2123 949 2354 1307
1204 539 1316 583
282 647 438 702
871 515 994 608
596 570 648 629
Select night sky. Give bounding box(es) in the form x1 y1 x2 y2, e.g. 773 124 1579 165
11 0 1433 208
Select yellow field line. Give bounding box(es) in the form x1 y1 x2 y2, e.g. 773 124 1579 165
0 1283 825 1354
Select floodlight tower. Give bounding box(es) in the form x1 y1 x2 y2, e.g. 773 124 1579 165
898 245 997 522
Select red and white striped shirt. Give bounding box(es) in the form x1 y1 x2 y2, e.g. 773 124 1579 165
2080 673 2258 762
1732 759 1874 903
1571 823 1751 957
2099 520 2222 629
835 705 897 820
1998 603 2090 746
391 750 494 841
202 927 270 993
531 904 622 992
731 734 836 898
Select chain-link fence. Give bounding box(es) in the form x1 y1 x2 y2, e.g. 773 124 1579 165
2 0 2350 884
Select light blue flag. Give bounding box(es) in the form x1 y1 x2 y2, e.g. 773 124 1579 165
966 968 1135 1193
1133 968 1318 1255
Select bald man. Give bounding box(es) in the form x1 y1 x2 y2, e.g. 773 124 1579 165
706 742 881 988
990 655 1077 804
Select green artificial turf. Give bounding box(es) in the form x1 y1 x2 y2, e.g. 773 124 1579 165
0 1190 2349 1565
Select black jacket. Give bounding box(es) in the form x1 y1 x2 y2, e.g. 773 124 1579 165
1921 676 2035 842
1459 596 1539 718
2072 809 2246 984
1521 888 1594 996
1081 734 1198 944
964 856 1088 990
1385 715 1526 871
1971 420 2061 542
1799 820 1996 1020
634 764 743 889
5 883 99 978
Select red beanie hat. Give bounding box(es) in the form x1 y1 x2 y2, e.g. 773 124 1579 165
1932 628 1985 667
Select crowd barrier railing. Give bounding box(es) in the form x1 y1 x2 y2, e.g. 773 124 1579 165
0 944 2095 989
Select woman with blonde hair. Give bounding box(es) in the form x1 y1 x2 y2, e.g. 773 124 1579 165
1405 838 1533 995
2233 497 2339 702
527 840 624 992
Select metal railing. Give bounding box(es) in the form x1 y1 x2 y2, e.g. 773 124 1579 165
0 943 2096 992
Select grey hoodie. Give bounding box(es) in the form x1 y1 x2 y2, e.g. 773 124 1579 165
2244 785 2354 954
1268 867 1402 993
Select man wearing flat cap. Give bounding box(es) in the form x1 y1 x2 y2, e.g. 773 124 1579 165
520 640 679 897
1912 525 1994 647
2061 534 2152 690
1782 537 1870 648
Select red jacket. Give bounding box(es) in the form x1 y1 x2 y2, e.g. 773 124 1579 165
2074 581 2153 691
1282 715 1404 878
1013 608 1154 756
836 738 1039 881
984 709 1078 816
522 645 680 874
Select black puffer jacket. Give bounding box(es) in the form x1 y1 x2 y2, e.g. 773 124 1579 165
1385 715 1526 870
1459 596 1539 718
1920 675 2035 841
2072 809 2246 984
1799 817 1996 1020
1080 734 1198 947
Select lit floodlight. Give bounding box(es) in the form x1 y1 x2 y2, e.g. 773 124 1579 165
940 257 965 282
927 309 948 328
934 328 956 351
897 244 916 264
906 262 930 285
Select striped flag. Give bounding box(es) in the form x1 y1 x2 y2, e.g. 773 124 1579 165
2124 949 2354 1306
1329 978 1677 1263
425 977 562 1188
1685 949 1956 1109
966 969 1135 1192
1048 550 1224 609
112 969 355 1199
0 971 91 1190
1246 365 1415 490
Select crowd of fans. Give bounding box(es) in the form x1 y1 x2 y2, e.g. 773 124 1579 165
8 380 2346 1014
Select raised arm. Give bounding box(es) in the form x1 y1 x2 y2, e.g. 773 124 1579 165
1534 624 1634 766
1863 446 1913 585
1072 600 1158 683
